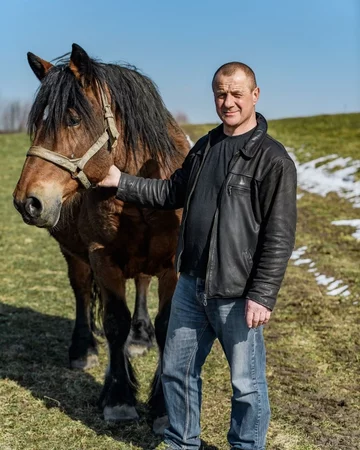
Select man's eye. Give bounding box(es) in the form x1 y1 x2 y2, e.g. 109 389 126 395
67 115 81 127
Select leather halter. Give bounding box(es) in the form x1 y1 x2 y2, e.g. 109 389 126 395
26 84 120 189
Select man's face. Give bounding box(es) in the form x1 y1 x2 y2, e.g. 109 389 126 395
213 70 260 135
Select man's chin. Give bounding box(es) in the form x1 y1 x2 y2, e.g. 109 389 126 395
222 118 241 129
222 113 240 123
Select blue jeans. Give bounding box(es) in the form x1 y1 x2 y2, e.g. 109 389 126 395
162 273 270 450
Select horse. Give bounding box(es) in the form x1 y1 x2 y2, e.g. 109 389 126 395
13 43 189 432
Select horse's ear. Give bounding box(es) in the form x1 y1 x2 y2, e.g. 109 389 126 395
69 43 92 85
27 52 53 81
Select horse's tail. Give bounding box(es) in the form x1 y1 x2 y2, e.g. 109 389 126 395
90 274 104 336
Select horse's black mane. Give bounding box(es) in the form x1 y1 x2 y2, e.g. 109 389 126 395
28 54 183 167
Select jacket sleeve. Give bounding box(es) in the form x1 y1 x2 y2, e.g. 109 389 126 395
115 140 203 209
246 156 297 310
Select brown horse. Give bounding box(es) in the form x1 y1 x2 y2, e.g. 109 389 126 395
13 43 189 432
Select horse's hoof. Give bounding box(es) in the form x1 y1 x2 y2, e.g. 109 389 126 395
153 415 169 435
70 354 99 370
103 405 139 422
127 343 152 358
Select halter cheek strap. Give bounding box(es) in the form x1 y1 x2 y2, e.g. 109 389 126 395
26 84 120 189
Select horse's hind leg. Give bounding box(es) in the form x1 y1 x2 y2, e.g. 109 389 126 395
90 250 138 421
62 249 99 370
149 266 178 435
127 273 155 358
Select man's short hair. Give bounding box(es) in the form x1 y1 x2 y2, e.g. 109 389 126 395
212 62 257 91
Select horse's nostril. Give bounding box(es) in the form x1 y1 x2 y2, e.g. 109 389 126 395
25 196 43 218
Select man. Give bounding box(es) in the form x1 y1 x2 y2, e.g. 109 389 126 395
99 62 297 450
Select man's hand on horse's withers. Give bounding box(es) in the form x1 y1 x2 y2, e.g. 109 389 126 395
98 165 121 188
245 299 272 328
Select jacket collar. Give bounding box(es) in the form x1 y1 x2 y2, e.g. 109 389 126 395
198 112 268 159
240 112 268 158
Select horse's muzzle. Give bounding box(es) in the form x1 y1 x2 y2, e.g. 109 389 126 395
13 194 61 228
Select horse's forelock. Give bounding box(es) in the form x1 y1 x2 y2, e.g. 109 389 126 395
28 63 100 141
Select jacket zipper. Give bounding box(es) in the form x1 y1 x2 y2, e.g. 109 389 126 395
204 150 243 297
176 136 212 273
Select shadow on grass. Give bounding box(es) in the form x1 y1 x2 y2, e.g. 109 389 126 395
0 302 218 450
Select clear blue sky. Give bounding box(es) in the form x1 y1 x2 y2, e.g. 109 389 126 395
0 0 359 123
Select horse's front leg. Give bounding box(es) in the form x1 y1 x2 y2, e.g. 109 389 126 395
90 248 138 422
149 265 178 435
126 273 155 358
62 249 99 370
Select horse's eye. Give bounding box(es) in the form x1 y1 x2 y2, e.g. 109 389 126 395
67 114 81 127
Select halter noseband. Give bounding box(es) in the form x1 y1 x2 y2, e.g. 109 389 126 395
26 84 120 189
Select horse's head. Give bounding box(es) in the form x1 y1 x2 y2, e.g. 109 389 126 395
13 44 119 228
14 43 188 229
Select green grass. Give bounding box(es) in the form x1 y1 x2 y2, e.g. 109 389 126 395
268 113 360 162
183 112 360 161
1 114 360 449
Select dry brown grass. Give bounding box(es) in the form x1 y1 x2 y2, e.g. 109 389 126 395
1 115 360 449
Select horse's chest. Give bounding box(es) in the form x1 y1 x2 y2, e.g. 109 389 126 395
78 201 149 247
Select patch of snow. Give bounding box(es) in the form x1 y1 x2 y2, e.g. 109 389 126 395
327 280 343 291
294 258 312 266
290 247 350 298
287 151 360 208
316 275 335 286
290 246 307 260
327 285 349 296
332 219 360 241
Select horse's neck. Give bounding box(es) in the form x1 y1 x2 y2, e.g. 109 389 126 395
112 142 163 178
112 133 189 180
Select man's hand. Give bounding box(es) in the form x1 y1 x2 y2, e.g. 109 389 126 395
245 299 271 328
98 165 121 188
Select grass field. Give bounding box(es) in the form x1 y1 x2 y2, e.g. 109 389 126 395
1 113 360 449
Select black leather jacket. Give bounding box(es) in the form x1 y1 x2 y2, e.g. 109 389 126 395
116 113 297 310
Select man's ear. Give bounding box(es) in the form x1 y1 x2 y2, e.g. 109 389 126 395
252 87 260 106
27 52 53 81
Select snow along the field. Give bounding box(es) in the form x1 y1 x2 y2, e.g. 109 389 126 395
288 150 360 298
331 219 360 241
290 246 350 297
288 152 360 208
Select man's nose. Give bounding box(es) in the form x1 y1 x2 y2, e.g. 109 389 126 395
224 94 234 108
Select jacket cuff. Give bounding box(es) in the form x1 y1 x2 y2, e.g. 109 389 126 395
245 292 275 311
115 172 134 202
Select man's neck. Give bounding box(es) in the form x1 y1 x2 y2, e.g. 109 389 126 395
223 114 257 137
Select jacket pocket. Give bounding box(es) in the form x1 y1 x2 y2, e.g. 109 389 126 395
228 185 251 195
243 249 253 275
227 174 252 195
